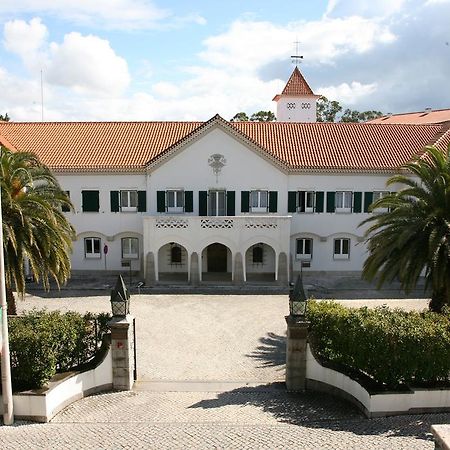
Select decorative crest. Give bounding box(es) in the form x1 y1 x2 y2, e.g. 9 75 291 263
208 153 226 182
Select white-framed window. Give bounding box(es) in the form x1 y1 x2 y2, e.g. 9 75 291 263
121 237 139 259
167 190 184 213
298 191 314 213
250 190 268 213
296 238 313 260
209 190 226 216
372 191 390 212
333 238 350 260
120 190 138 212
84 237 101 259
336 191 352 213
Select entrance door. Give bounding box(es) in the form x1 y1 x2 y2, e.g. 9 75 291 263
207 243 227 272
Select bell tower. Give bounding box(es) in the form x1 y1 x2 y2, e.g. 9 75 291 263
273 66 320 122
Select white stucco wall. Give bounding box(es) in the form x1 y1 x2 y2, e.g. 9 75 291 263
147 126 288 216
53 125 397 277
276 96 318 122
58 174 146 271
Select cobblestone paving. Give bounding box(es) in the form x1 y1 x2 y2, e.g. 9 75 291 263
2 294 443 449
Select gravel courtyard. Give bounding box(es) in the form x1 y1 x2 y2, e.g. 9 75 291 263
2 293 445 449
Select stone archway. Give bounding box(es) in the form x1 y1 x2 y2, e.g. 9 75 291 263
157 242 188 283
201 242 232 282
245 243 276 283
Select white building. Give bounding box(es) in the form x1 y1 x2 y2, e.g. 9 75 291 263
1 67 449 286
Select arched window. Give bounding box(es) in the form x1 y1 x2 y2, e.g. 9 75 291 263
171 245 182 264
252 245 263 264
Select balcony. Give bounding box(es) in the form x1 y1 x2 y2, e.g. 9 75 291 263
143 215 291 255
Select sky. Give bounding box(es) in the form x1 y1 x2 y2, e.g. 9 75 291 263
0 0 449 122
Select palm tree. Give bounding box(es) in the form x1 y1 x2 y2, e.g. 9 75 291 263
1 145 75 314
361 144 450 312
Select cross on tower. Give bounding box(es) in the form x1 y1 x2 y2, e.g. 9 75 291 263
291 39 303 66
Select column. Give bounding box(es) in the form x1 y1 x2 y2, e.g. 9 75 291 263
145 251 156 286
190 252 200 286
233 252 244 285
278 252 288 285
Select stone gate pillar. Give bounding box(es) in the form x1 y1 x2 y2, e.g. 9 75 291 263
109 316 135 390
285 315 309 392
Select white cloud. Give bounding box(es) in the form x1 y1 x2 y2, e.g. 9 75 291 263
318 81 378 105
0 0 205 30
3 18 48 70
325 0 407 18
199 17 396 72
46 33 130 95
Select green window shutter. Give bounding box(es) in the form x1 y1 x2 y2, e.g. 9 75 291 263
137 191 147 212
62 190 71 212
326 192 335 213
199 191 208 216
226 191 235 216
315 191 324 213
241 191 250 213
82 190 99 212
184 191 193 213
353 192 362 213
269 191 278 213
287 191 297 213
110 191 119 212
156 191 166 213
364 192 374 213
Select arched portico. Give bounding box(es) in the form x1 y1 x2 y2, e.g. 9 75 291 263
157 242 189 283
201 242 232 282
245 243 276 283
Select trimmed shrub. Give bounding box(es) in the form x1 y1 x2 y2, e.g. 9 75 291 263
7 310 111 391
307 301 450 388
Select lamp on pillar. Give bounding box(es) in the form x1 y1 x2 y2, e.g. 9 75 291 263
110 275 130 317
289 274 308 318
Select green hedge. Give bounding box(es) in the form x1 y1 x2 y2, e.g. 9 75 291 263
8 310 111 391
307 301 450 388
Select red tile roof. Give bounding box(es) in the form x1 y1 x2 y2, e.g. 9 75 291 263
0 121 200 172
0 117 446 173
281 66 315 96
368 109 450 124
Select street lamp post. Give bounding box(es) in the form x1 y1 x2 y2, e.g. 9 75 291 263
0 187 14 424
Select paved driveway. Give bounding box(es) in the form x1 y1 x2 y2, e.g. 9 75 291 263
1 294 444 449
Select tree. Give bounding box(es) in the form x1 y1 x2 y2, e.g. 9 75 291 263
250 111 276 122
341 108 383 123
230 112 249 122
360 145 450 312
316 96 342 122
1 145 75 314
0 113 10 122
230 111 276 122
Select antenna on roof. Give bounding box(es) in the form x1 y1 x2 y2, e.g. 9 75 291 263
40 69 44 122
291 39 303 66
